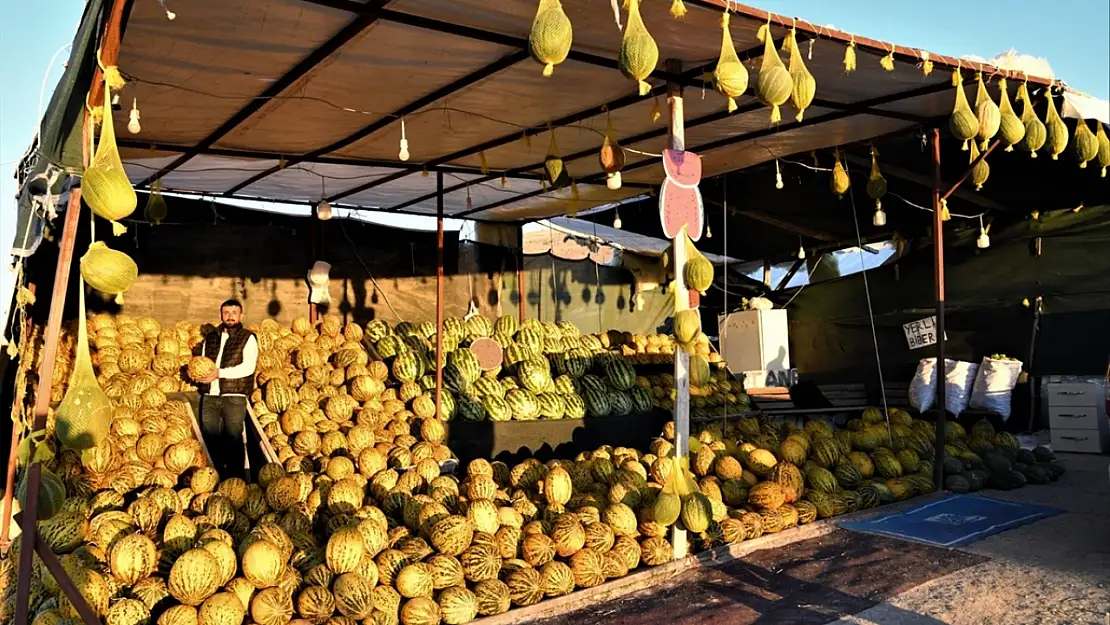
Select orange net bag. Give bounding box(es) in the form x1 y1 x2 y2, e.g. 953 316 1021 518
55 284 113 450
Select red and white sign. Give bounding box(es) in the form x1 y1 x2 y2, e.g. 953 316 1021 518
659 149 704 241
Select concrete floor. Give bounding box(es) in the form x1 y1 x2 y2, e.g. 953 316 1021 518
831 452 1110 625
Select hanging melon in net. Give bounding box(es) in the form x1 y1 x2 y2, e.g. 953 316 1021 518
528 0 573 77
83 85 137 236
81 240 138 304
55 285 113 451
145 182 168 224
712 13 748 113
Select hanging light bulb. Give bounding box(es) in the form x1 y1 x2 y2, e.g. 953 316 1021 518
606 171 622 190
977 216 990 249
398 118 410 162
466 187 473 211
706 224 712 238
127 98 141 134
775 159 784 189
797 241 806 260
316 177 332 220
872 200 887 227
613 209 622 229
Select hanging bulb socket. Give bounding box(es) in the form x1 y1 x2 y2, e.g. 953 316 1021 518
977 230 990 249
127 98 141 134
775 159 784 190
873 201 887 227
316 200 333 221
466 187 473 211
606 171 622 190
613 210 622 229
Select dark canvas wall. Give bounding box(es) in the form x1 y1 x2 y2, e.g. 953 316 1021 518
786 205 1110 388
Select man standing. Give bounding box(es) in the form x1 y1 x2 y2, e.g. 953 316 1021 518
193 299 258 481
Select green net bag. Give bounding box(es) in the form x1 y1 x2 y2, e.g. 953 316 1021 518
83 84 137 236
55 285 113 450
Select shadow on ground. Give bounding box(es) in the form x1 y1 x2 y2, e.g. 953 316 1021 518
527 530 981 625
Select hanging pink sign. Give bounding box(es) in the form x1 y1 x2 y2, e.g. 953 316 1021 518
659 149 704 241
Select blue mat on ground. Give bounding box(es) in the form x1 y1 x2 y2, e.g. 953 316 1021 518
840 494 1064 548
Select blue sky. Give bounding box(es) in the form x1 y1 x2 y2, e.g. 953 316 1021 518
1 0 1108 250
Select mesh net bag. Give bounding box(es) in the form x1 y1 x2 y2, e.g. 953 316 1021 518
144 184 168 224
83 85 137 236
55 285 113 450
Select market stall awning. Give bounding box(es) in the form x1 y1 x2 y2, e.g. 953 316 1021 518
524 217 740 265
66 0 1064 224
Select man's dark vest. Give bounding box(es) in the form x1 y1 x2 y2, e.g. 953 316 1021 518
200 325 256 395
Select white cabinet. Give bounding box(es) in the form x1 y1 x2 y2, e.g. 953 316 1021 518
718 310 790 387
1045 380 1108 454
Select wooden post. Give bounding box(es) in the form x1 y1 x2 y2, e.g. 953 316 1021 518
930 127 947 491
309 204 320 324
517 241 526 323
762 260 772 286
2 283 35 548
434 173 445 420
15 188 86 625
666 58 691 561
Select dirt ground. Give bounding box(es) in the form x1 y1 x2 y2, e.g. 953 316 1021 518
832 452 1110 625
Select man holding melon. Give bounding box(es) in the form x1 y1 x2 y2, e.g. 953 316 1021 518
189 299 259 481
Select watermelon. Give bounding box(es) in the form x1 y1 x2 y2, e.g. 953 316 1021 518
1032 446 1056 462
537 394 566 419
629 387 654 414
442 364 470 394
583 389 611 418
449 349 482 383
552 375 577 396
392 352 422 383
482 395 513 422
563 394 587 419
608 391 633 417
515 328 544 355
456 394 485 422
517 358 553 394
604 359 637 391
506 389 541 420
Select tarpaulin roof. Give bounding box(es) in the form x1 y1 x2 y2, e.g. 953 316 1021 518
23 0 1079 228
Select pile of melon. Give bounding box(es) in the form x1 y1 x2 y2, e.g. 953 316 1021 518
11 309 1069 625
7 387 1068 625
48 314 205 403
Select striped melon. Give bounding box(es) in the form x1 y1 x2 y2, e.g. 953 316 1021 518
168 549 221 606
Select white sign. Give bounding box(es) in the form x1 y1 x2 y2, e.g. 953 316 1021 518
903 316 946 350
744 368 799 389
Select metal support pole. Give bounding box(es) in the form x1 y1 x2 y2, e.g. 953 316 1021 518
434 173 445 420
15 188 84 625
930 128 947 491
666 58 691 560
2 283 35 548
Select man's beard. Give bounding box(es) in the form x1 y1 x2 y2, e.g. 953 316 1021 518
224 320 241 328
